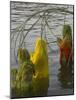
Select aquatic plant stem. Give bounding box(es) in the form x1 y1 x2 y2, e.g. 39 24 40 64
11 8 73 34
20 16 41 47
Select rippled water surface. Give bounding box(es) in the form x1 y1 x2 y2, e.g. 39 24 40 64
10 1 74 96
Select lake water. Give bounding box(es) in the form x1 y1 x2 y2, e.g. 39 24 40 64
10 1 74 96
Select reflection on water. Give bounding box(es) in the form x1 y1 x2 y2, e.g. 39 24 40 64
10 1 74 97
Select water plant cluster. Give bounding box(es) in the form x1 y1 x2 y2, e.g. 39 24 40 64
11 5 74 98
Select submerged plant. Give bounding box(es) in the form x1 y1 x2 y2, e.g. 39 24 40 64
57 25 73 88
30 38 49 96
17 48 30 64
11 48 35 98
63 24 72 39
